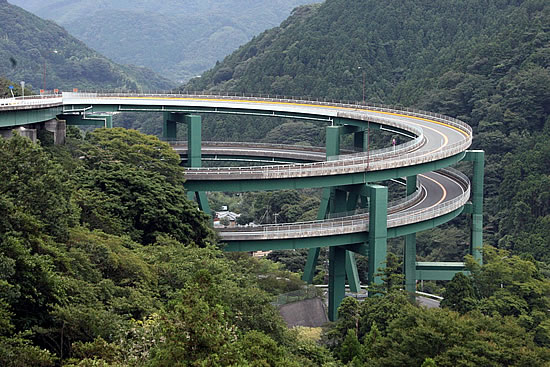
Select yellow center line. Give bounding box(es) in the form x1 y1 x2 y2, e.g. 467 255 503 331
417 173 448 213
103 95 470 138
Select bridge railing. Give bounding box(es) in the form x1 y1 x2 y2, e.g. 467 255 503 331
0 96 62 109
168 141 332 154
218 170 469 240
68 91 471 135
62 92 472 179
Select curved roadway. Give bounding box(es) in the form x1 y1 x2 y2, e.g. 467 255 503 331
1 93 472 244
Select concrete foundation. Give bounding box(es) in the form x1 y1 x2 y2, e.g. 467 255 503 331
278 298 328 327
42 119 66 145
0 127 37 143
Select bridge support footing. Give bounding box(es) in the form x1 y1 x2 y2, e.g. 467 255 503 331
42 119 66 144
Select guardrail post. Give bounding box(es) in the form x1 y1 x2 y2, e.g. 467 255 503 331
368 184 388 286
464 150 484 264
404 175 417 299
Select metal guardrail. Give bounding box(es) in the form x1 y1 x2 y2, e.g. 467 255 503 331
167 141 331 154
56 92 472 183
218 169 469 240
0 93 472 240
0 96 63 109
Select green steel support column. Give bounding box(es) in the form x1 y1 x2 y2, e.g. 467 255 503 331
333 189 347 213
466 150 485 264
196 191 211 217
368 184 388 286
359 194 368 209
404 234 417 297
404 175 417 298
162 112 178 141
304 126 341 284
103 115 113 128
345 250 360 293
302 188 331 283
303 249 321 283
344 190 361 292
346 192 359 212
325 125 341 157
328 245 346 321
353 130 366 151
185 114 202 168
406 174 417 196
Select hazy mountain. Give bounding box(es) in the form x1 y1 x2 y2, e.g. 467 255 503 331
0 0 174 92
10 0 318 82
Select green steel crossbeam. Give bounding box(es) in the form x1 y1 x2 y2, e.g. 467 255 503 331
416 262 469 281
61 113 112 127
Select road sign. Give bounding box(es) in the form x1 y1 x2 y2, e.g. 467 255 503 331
8 85 13 89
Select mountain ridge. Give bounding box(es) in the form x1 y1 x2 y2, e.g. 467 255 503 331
0 1 174 92
11 0 318 82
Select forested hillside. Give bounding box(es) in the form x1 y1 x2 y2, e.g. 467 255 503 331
0 127 342 366
2 125 549 366
184 0 550 265
0 0 173 91
11 0 317 82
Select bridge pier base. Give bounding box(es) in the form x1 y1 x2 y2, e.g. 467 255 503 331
42 119 66 144
0 126 37 142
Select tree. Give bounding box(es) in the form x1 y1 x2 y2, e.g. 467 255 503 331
338 329 362 364
440 272 478 314
72 128 215 245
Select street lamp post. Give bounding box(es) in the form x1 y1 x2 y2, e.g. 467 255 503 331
358 67 370 169
20 81 25 99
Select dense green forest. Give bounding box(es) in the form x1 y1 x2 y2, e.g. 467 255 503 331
1 124 549 365
0 127 340 366
2 0 550 364
177 0 550 267
10 0 317 82
0 0 173 91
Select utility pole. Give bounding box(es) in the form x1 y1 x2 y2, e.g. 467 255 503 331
43 60 46 92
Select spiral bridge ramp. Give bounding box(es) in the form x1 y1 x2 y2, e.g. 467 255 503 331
0 93 484 320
